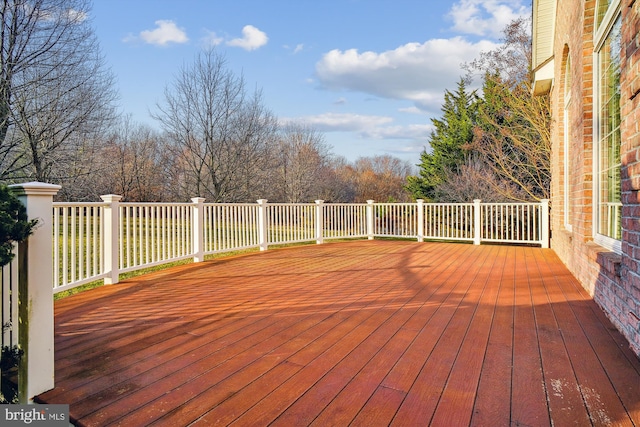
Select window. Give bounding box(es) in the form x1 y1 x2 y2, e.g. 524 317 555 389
594 0 621 250
563 52 572 232
596 0 612 28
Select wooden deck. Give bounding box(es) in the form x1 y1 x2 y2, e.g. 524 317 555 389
36 241 640 426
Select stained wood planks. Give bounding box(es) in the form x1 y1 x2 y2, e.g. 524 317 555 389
35 241 640 426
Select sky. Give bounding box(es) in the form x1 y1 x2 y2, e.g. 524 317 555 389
90 0 531 166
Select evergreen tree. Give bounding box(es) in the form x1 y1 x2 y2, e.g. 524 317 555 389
0 186 36 266
406 79 478 200
408 18 551 203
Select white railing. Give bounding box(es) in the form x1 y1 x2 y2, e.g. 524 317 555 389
2 182 551 403
267 202 317 246
52 197 550 293
374 203 420 238
480 203 545 244
204 202 260 253
322 203 368 240
53 203 106 292
120 202 194 273
423 202 475 241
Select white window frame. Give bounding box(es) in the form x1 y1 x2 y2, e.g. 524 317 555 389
593 0 622 253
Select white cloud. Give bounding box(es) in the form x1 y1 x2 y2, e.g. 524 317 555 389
135 20 189 46
65 9 87 23
284 113 393 133
360 124 432 141
283 43 305 54
448 0 529 38
282 113 431 160
40 7 87 24
315 37 497 111
227 25 268 51
398 106 426 115
282 113 431 142
202 30 224 47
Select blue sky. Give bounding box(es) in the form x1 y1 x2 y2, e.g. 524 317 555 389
90 0 530 165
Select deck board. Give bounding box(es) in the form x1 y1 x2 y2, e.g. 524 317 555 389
429 246 502 426
510 248 551 427
529 250 592 426
36 241 640 426
390 246 495 425
469 246 514 427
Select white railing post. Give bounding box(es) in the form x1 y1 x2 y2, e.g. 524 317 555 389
473 199 482 245
257 199 269 251
9 182 60 401
416 199 424 242
541 199 550 248
315 200 324 244
366 200 375 240
101 194 122 285
191 197 206 262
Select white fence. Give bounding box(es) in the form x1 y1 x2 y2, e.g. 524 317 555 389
52 197 550 293
2 182 550 402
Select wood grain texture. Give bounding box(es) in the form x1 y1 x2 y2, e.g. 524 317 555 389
35 241 640 426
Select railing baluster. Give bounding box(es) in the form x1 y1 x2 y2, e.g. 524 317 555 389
62 207 68 286
213 205 218 252
51 199 549 293
78 207 84 281
54 208 60 288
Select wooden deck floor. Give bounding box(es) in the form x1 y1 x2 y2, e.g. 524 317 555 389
36 240 640 426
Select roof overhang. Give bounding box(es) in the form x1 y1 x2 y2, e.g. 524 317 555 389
532 57 554 95
531 0 556 95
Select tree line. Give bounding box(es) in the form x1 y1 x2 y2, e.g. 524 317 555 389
0 0 414 203
84 112 414 203
0 1 548 204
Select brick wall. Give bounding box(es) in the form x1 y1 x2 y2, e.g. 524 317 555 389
549 0 593 287
549 0 640 356
618 0 640 354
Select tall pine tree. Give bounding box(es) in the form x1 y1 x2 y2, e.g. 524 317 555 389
406 79 478 200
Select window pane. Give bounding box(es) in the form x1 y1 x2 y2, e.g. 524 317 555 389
596 0 611 28
598 16 621 239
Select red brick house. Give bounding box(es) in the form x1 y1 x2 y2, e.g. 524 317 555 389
533 0 640 356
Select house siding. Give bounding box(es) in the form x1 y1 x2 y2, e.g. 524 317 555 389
544 0 640 356
533 0 557 68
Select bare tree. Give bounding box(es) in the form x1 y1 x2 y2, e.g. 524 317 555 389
464 17 551 201
472 77 551 201
463 17 532 88
268 123 333 202
434 155 518 202
314 155 356 203
91 117 169 201
340 155 414 202
0 0 117 183
154 49 278 202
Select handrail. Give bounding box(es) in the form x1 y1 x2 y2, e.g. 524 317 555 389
6 183 553 402
52 198 550 293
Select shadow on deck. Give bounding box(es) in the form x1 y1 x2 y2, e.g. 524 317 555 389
36 240 640 426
